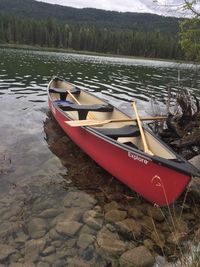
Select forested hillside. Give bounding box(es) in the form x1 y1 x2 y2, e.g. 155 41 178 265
0 0 180 33
0 0 184 59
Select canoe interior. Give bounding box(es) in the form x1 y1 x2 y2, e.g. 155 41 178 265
48 79 177 160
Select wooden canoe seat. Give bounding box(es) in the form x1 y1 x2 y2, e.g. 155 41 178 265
49 87 80 100
95 125 140 140
54 101 113 120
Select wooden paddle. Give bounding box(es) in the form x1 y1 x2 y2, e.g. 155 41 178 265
65 116 167 127
67 90 95 119
132 101 153 156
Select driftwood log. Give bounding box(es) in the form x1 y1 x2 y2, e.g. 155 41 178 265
149 89 200 159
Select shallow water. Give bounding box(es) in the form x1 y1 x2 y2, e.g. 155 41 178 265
0 48 200 266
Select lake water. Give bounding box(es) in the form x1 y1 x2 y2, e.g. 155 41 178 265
0 48 200 266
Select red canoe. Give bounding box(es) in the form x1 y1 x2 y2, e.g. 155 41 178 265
47 77 199 206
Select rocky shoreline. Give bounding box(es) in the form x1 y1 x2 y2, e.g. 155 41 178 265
0 112 199 267
0 181 199 267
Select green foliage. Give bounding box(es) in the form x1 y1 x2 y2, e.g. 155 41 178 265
180 18 200 61
0 15 183 60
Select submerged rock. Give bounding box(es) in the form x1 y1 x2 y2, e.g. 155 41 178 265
104 201 120 212
77 233 96 249
55 220 83 236
105 209 127 223
27 218 47 239
0 244 15 261
63 191 97 208
128 207 144 219
39 208 61 219
83 210 103 230
24 238 46 262
96 226 127 256
9 263 36 267
115 218 142 238
119 246 155 267
42 246 56 256
67 258 91 267
37 262 51 267
52 207 84 226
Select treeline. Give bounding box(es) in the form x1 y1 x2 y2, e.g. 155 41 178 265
0 15 184 59
0 0 180 34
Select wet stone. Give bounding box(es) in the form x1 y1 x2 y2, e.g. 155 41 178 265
49 228 63 241
120 246 155 267
105 209 127 223
27 218 47 239
63 191 97 208
115 218 142 238
83 210 103 230
2 205 22 220
67 257 91 267
143 239 154 250
104 201 120 212
24 238 46 262
77 233 96 249
39 208 61 218
0 222 17 239
37 262 51 267
55 220 83 236
128 207 144 219
40 254 57 264
96 226 127 256
9 263 36 267
81 246 94 261
52 207 84 226
147 206 165 222
151 231 165 249
14 231 29 245
53 259 67 267
79 225 97 236
195 227 200 241
167 231 186 245
32 200 52 214
0 244 16 261
56 246 77 258
42 246 56 256
7 250 22 263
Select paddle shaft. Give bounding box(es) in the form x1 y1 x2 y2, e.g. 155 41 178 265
132 101 153 156
66 116 167 127
67 90 95 119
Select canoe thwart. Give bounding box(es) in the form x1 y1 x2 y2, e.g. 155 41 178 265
65 116 167 127
49 87 80 101
55 101 113 120
95 125 140 140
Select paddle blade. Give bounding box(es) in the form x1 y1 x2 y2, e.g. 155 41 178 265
65 119 111 127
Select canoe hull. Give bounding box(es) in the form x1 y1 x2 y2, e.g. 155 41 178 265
48 98 191 206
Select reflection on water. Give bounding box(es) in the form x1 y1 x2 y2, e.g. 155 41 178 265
0 48 200 266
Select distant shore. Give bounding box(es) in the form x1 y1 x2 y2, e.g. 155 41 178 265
0 43 195 64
